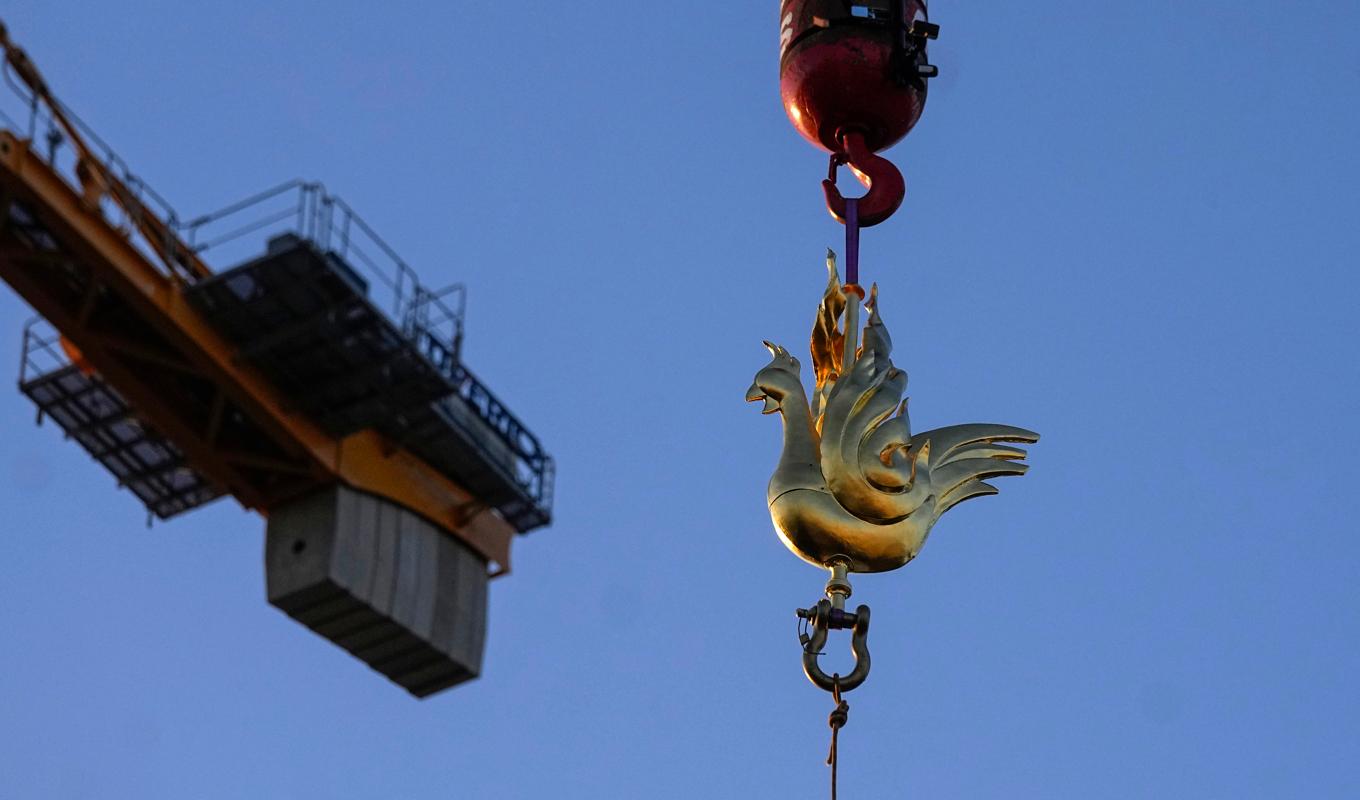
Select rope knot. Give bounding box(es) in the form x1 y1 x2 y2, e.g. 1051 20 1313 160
828 700 849 730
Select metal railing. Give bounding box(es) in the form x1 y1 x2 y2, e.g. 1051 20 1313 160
2 57 205 283
180 180 467 360
19 317 69 386
412 327 554 516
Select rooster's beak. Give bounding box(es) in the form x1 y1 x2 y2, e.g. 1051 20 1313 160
746 384 779 414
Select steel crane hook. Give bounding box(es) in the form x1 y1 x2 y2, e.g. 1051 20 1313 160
821 129 905 228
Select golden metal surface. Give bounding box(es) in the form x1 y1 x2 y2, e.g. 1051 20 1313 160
747 252 1038 573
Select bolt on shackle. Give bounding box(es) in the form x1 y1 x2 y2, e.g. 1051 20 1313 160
797 560 872 693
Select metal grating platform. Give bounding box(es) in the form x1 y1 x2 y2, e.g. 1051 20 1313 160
19 358 222 519
184 235 455 436
186 235 553 532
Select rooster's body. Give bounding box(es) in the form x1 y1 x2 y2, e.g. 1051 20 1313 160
746 255 1038 573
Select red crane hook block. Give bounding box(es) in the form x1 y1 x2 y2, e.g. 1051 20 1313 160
779 0 937 155
822 129 905 227
781 1 939 227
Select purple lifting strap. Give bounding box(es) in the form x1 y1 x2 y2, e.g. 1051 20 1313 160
845 198 860 286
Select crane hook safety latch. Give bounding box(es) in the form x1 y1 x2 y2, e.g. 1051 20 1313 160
822 129 905 228
797 598 872 693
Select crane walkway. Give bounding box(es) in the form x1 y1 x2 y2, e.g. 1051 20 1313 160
20 321 221 517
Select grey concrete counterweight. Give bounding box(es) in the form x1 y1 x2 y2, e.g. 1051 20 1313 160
266 485 488 697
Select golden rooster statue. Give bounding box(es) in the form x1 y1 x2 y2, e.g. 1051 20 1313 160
746 253 1039 574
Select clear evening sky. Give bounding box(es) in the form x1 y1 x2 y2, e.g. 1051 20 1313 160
1 2 1356 797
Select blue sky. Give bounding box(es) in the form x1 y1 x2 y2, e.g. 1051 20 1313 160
1 1 1357 797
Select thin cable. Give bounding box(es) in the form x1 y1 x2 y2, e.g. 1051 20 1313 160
826 675 850 800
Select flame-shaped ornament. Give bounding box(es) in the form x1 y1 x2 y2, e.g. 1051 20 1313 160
746 252 1038 573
